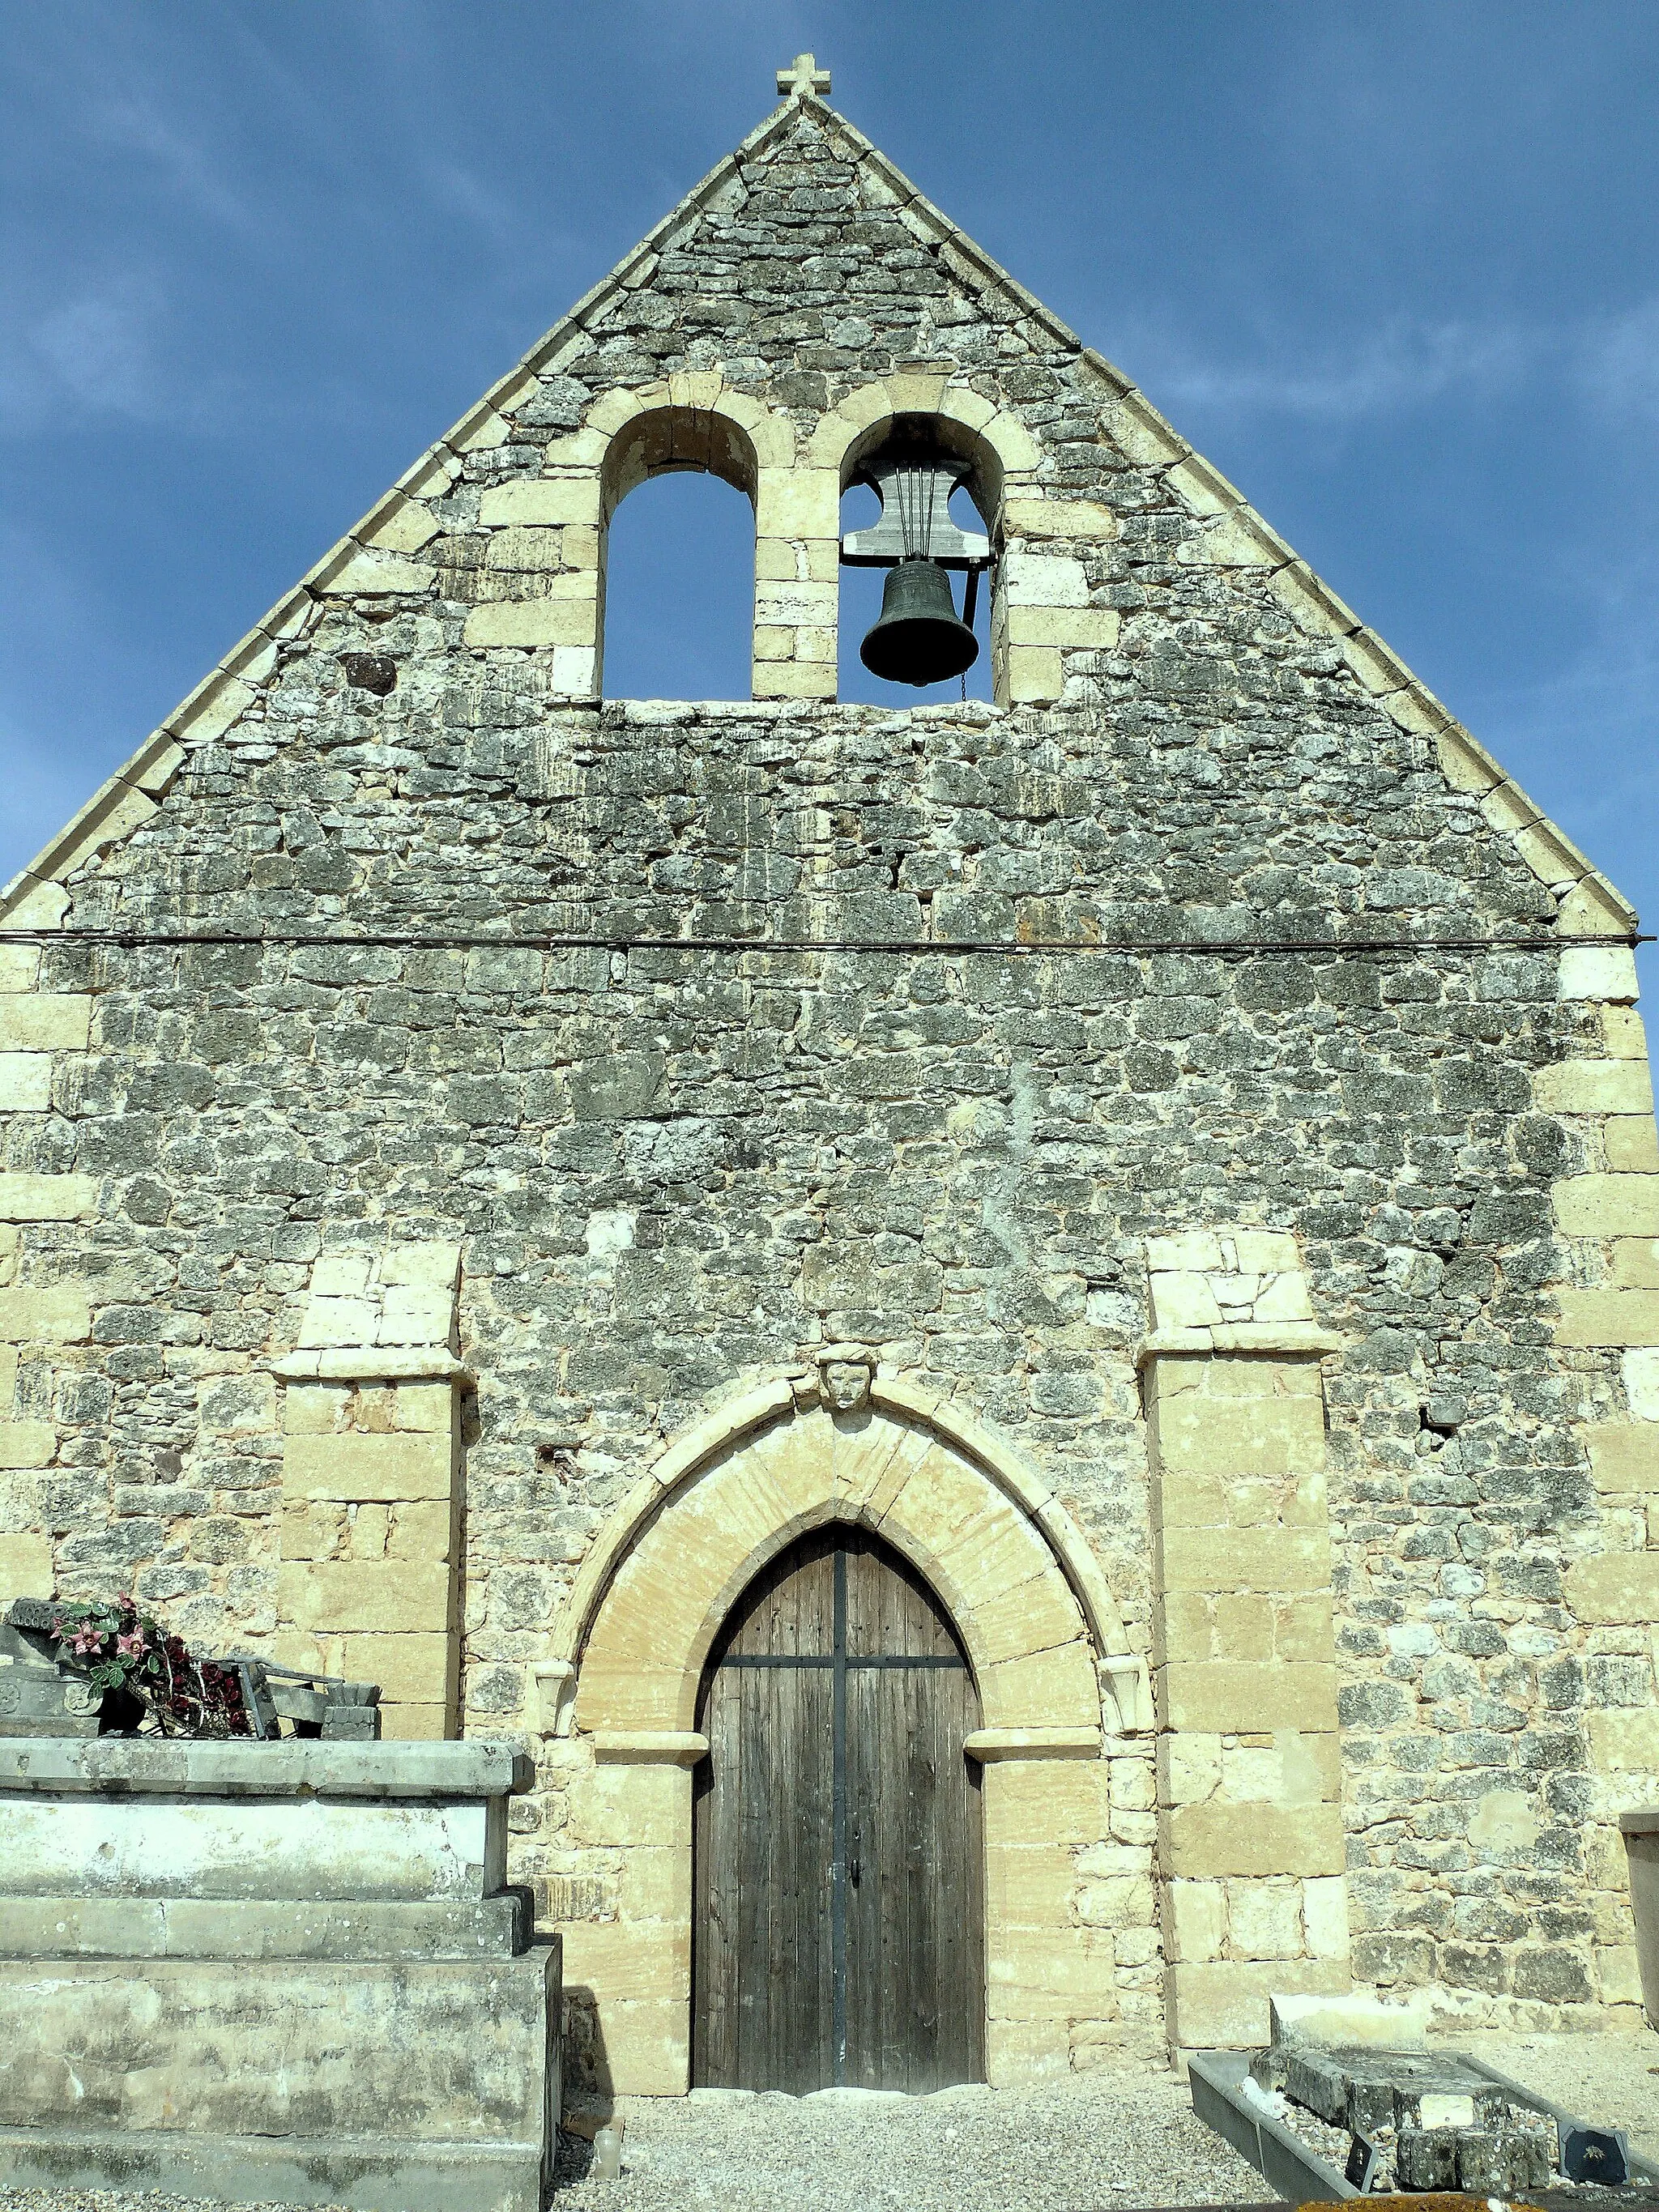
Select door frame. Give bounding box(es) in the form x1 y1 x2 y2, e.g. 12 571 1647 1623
554 1375 1143 2093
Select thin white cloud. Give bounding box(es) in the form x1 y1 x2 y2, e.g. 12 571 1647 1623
1575 296 1659 425
88 94 253 232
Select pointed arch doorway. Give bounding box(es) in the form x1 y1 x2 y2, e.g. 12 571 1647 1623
692 1524 985 2094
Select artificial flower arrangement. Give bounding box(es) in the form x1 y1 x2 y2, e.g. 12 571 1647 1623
48 1592 249 1736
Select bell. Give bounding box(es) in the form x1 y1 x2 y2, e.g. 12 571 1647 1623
859 559 979 688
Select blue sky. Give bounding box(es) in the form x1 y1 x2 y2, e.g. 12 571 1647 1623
3 2 1657 994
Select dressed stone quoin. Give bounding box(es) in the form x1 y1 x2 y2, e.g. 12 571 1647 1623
2 50 1657 2108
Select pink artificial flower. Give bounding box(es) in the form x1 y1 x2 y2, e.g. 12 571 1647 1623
115 1630 146 1660
71 1627 104 1656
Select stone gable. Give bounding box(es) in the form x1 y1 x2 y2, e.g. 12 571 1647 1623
1 74 1655 2084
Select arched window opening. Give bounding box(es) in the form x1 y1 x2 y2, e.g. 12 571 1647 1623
838 414 996 707
601 406 757 701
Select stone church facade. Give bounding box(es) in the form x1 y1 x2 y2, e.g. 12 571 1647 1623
2 60 1657 2092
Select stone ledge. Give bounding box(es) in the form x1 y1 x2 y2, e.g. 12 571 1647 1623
589 1730 708 1767
0 1890 529 1962
0 1737 531 1799
1137 1323 1342 1367
275 1349 473 1383
963 1726 1100 1762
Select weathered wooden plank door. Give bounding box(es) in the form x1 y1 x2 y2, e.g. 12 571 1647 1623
693 1525 983 2092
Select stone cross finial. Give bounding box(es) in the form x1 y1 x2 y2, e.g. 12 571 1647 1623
777 51 831 97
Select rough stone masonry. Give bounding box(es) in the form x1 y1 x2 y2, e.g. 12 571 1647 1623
2 60 1657 2094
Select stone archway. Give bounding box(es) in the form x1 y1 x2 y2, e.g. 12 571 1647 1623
547 1375 1149 2093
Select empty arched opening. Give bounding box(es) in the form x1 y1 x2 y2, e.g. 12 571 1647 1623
691 1522 983 2095
837 412 999 706
601 406 757 701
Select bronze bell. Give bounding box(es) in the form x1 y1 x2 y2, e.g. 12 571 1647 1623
859 558 979 687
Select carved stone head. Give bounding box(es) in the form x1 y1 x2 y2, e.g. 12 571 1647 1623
819 1357 872 1413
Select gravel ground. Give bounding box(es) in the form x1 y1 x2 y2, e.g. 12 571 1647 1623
1468 2031 1659 2166
552 2072 1265 2211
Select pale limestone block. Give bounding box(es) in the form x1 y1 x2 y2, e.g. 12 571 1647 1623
387 1499 457 1563
282 1383 351 1437
1166 1802 1345 1880
1467 1789 1539 1853
1156 1731 1222 1805
278 1503 341 1562
278 1557 453 1636
480 479 601 528
615 1842 693 1925
1599 1946 1644 2004
0 1057 52 1113
754 537 799 582
540 428 609 468
0 1174 96 1221
49 782 160 880
565 1762 687 1852
1162 1660 1337 1734
1512 821 1580 887
986 1842 1078 1925
1154 1393 1326 1486
1534 1059 1656 1115
0 1421 55 1469
1221 1741 1286 1799
1002 550 1088 606
360 501 439 555
1074 1873 1155 1931
550 646 597 694
198 1371 277 1434
1561 876 1639 936
1564 1554 1659 1624
1554 1289 1659 1348
753 661 838 699
983 2016 1074 2086
1149 1270 1225 1330
484 526 564 572
0 948 40 991
379 1287 454 1345
0 1345 16 1408
1000 644 1063 705
751 626 794 663
1006 604 1120 649
562 524 600 569
1581 1423 1659 1492
1626 1348 1659 1417
1301 1876 1351 1960
1561 944 1641 1003
384 1241 461 1291
986 1923 1118 2016
936 384 998 433
1607 1120 1659 1173
753 582 837 625
377 1701 450 1741
1162 455 1236 517
1002 497 1120 540
981 409 1041 474
1225 1879 1305 1961
350 1503 390 1559
1380 686 1446 738
881 372 949 415
980 1639 1099 1731
282 1432 453 1504
0 996 91 1052
1209 1593 1274 1662
1168 1958 1347 2050
0 1286 92 1343
1166 1879 1227 1963
339 1630 454 1706
1614 1239 1659 1289
753 468 838 539
1588 1708 1659 1772
794 624 838 663
1341 628 1401 695
309 1255 373 1298
1275 1595 1337 1665
170 671 257 745
1251 1272 1315 1323
1555 1174 1659 1238
1231 1230 1300 1273
394 1380 455 1433
1098 390 1184 466
579 1997 689 2097
1481 782 1541 836
1179 510 1281 567
1267 563 1349 640
463 599 593 649
299 1295 379 1349
982 1758 1111 1848
0 1532 52 1596
584 387 649 436
322 548 436 596
1148 1230 1224 1273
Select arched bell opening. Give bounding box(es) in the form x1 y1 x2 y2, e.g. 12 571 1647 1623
599 405 760 701
837 412 999 705
690 1520 985 2095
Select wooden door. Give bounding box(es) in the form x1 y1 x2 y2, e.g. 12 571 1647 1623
693 1525 983 2093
